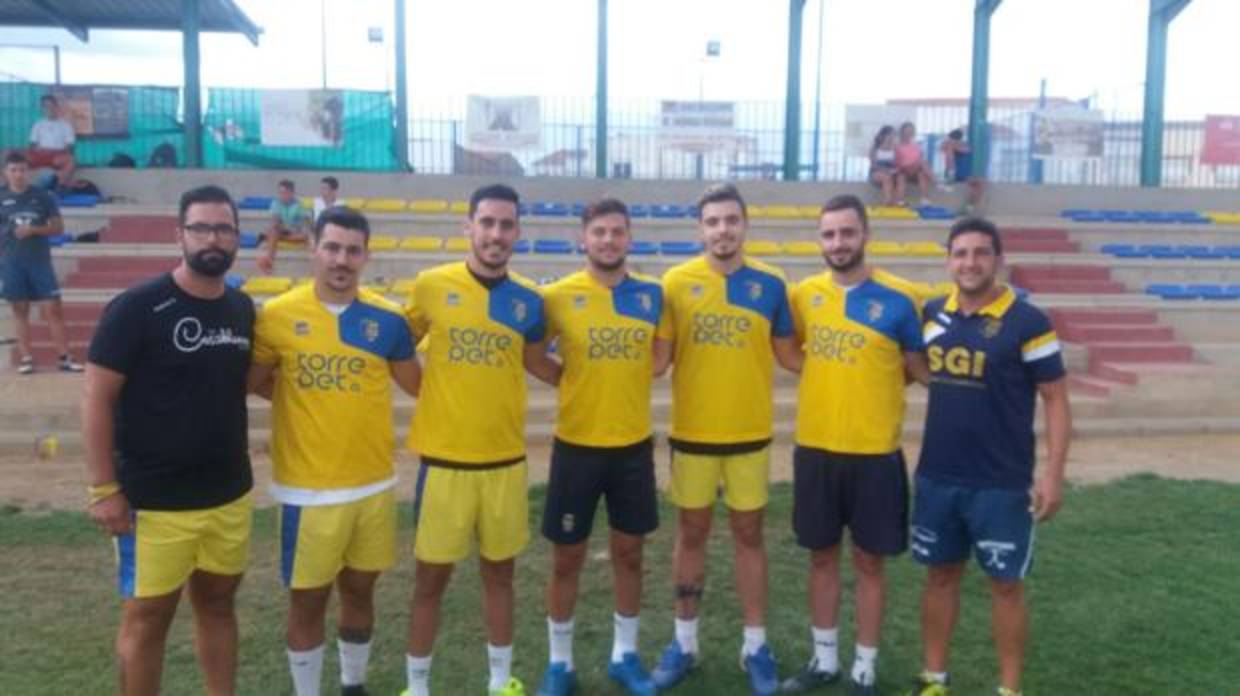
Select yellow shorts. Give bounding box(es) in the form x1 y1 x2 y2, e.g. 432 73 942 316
413 460 529 564
278 488 397 589
115 492 253 599
669 447 770 512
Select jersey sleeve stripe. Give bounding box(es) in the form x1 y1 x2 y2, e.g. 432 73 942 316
1021 330 1058 354
923 323 947 344
1022 338 1061 363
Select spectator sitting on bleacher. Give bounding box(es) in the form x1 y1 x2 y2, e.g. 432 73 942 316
893 121 935 206
257 179 311 274
869 125 898 206
27 94 77 190
940 128 986 215
312 175 340 221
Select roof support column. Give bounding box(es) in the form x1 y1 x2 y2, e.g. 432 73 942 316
181 0 203 168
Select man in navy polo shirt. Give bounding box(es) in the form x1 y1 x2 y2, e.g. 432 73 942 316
905 216 1071 696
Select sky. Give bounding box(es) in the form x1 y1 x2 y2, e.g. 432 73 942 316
0 0 1233 120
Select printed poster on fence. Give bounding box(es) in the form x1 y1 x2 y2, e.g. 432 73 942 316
843 104 918 157
50 86 130 137
466 95 541 151
259 89 345 147
1202 115 1240 165
659 100 737 152
1033 105 1103 158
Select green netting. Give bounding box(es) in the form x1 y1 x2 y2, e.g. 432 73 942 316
0 82 183 167
202 88 398 171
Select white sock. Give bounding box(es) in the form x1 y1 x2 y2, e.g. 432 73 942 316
923 670 948 684
287 644 324 696
488 643 513 691
674 617 699 655
337 638 371 687
548 617 575 670
612 613 640 662
851 644 878 687
742 625 766 657
811 626 840 674
405 654 432 696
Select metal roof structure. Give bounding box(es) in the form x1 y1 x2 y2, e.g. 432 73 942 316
0 0 261 45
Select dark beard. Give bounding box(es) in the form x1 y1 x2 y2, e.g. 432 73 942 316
825 250 864 273
589 255 626 272
186 249 234 277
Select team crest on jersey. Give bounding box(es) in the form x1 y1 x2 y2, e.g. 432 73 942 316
513 299 528 322
294 321 310 336
362 319 380 342
747 280 763 301
812 294 824 307
445 292 460 306
638 292 652 313
573 295 587 309
690 284 704 297
982 317 1003 339
867 300 885 322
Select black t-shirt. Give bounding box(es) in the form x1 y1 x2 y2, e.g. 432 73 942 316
88 273 255 510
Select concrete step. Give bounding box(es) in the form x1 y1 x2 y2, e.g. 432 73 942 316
1067 374 1122 398
1001 239 1081 253
10 343 90 366
65 271 152 289
1085 343 1195 366
104 215 178 243
27 324 98 342
1003 227 1071 241
59 303 108 322
77 256 179 273
1049 308 1159 326
1010 265 1113 283
1018 279 1128 294
1059 325 1175 343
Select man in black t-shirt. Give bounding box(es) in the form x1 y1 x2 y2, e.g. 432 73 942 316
82 184 255 696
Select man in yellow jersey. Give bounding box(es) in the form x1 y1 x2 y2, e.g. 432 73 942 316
534 198 662 696
248 206 420 696
402 184 560 696
781 193 929 696
650 183 800 696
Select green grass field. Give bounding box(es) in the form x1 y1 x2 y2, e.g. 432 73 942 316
1 474 1236 695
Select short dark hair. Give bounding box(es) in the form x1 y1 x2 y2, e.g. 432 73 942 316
469 183 520 218
277 179 295 191
821 193 869 230
948 216 1003 256
40 94 57 105
4 151 30 166
178 185 239 228
697 183 746 220
582 198 629 228
314 205 371 244
948 128 964 141
321 176 339 190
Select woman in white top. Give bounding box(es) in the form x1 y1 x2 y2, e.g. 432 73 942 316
868 125 898 206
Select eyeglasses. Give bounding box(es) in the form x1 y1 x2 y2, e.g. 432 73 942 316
182 223 239 238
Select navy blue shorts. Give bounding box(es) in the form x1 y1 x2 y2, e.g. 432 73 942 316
1 257 59 302
792 446 909 555
541 437 658 545
910 475 1035 581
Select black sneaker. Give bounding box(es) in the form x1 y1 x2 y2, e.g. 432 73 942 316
779 660 840 692
851 678 879 696
341 685 368 696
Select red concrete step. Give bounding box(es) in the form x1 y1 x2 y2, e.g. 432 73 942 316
1010 265 1112 283
64 271 150 289
1068 374 1117 398
1088 362 1141 385
77 257 179 273
1019 279 1128 294
1049 308 1159 326
1085 343 1194 365
105 215 178 243
1002 238 1081 253
27 324 97 342
1003 227 1070 241
1058 325 1175 343
60 304 107 322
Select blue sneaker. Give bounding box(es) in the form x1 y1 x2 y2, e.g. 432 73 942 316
607 652 656 695
536 662 576 696
741 645 779 695
651 640 696 689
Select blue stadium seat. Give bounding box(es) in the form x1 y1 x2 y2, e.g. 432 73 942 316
1216 245 1240 259
533 239 575 254
1186 284 1240 300
1178 245 1226 260
57 193 100 207
238 232 261 249
1173 211 1211 224
916 205 954 220
513 239 531 253
1145 284 1198 300
47 233 72 246
571 203 586 218
1102 210 1141 223
628 204 651 218
660 240 703 255
1139 244 1186 259
1060 208 1091 218
1099 243 1144 258
238 196 272 210
225 274 245 289
518 203 530 216
650 204 689 219
532 202 570 217
630 240 659 255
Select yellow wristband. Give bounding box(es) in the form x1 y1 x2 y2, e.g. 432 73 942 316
88 482 121 505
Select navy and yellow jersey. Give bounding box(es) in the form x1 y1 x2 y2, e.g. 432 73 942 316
917 286 1066 489
791 268 923 454
656 256 794 445
544 270 662 447
253 286 414 490
405 262 545 464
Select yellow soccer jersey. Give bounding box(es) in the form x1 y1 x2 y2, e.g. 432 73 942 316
656 256 794 445
791 268 924 454
544 270 662 447
253 286 415 489
405 262 545 463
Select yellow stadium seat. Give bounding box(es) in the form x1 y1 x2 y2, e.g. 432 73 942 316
449 200 470 214
745 240 781 256
241 276 292 296
1206 211 1240 225
344 197 366 209
363 279 392 293
391 277 417 297
409 199 450 214
363 198 407 213
277 239 306 251
299 196 314 208
868 206 918 220
369 235 400 251
293 276 313 288
867 240 904 256
400 236 444 251
797 205 821 219
746 205 766 218
904 241 947 257
444 237 470 252
763 205 801 219
781 240 820 256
